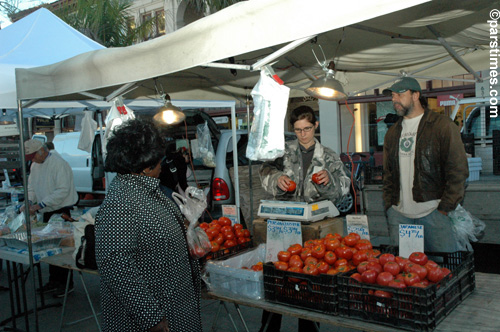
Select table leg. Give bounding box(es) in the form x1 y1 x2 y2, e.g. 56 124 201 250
18 265 30 332
233 304 249 332
222 301 239 332
78 271 101 332
58 269 71 332
5 261 18 330
210 301 223 332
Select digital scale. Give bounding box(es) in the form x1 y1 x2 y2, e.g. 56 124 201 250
257 199 339 223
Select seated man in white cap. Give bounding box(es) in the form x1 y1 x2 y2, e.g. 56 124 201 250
22 139 79 297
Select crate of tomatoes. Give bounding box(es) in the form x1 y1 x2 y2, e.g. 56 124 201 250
199 216 253 263
337 249 475 331
263 232 382 314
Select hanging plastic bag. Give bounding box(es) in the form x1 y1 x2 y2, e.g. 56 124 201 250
77 110 98 153
246 67 290 161
172 187 212 259
195 121 216 167
449 204 486 251
103 97 136 155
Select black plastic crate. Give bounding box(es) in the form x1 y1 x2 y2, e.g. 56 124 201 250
201 238 254 264
337 251 475 331
263 262 338 314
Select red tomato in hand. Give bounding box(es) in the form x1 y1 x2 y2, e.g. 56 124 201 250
277 251 291 262
312 173 321 184
287 181 297 192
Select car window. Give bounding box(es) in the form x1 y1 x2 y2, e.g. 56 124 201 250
465 106 499 137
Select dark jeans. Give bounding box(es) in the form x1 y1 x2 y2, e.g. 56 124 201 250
260 311 318 332
44 207 74 287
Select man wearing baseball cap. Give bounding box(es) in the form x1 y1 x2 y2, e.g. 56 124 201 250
23 139 78 296
381 77 469 253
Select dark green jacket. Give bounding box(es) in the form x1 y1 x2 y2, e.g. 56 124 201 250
383 109 468 213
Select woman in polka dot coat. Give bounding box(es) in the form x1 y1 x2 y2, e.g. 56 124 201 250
95 119 202 332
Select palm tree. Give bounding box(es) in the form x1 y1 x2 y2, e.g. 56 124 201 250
54 0 154 47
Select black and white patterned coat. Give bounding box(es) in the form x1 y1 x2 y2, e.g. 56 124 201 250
95 174 201 332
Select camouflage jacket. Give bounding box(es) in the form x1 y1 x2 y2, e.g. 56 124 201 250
259 138 350 204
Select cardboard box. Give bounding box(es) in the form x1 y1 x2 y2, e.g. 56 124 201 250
252 217 344 246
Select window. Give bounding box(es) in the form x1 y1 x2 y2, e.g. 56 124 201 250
155 10 165 36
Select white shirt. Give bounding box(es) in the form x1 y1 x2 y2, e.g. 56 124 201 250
28 152 78 213
393 114 439 218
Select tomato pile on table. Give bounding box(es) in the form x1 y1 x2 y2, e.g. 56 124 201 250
199 217 252 258
271 232 380 277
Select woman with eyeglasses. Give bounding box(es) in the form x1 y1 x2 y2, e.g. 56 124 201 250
260 105 350 205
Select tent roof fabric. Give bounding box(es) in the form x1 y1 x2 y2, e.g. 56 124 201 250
15 0 497 103
0 8 104 108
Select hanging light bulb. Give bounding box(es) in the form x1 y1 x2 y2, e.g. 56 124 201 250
0 109 15 125
153 94 185 125
305 61 347 101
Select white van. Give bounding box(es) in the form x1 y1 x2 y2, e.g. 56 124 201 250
52 132 106 194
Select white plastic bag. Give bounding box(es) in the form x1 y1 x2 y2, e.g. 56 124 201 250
246 69 290 161
449 204 486 251
172 187 211 259
77 110 98 153
103 98 136 154
195 121 216 167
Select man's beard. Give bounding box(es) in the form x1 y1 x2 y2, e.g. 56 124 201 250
393 102 411 117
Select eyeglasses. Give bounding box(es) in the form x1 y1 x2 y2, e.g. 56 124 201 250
294 126 314 133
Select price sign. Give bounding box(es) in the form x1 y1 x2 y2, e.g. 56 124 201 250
222 205 238 224
265 220 302 263
399 224 424 258
346 214 370 240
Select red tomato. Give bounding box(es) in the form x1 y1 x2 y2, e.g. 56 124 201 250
218 217 232 226
287 266 303 283
374 290 393 298
300 248 313 261
361 270 378 284
354 239 372 251
210 241 220 253
383 261 401 276
412 282 428 288
403 272 421 286
335 246 353 260
365 261 383 274
273 261 289 271
242 229 251 238
316 261 330 274
336 265 351 273
409 252 428 266
234 229 244 238
357 261 370 274
277 251 291 262
351 250 368 266
287 181 297 192
224 239 237 248
206 228 219 239
388 278 407 289
237 237 247 245
323 251 337 265
251 262 263 272
334 258 348 268
409 264 428 280
348 232 361 241
303 264 319 276
326 268 338 275
395 256 410 270
303 239 315 248
311 173 321 184
343 234 358 247
214 233 225 245
441 267 452 279
221 225 232 233
350 272 363 283
324 238 341 251
224 232 235 241
376 271 394 286
427 266 443 283
209 222 221 232
233 223 243 231
311 244 326 259
379 253 396 266
289 255 304 269
199 222 210 231
304 256 319 266
287 244 302 255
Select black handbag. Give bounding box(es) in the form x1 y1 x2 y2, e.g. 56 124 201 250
75 224 98 270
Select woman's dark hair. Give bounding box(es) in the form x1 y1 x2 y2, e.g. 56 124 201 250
104 118 165 174
289 105 317 126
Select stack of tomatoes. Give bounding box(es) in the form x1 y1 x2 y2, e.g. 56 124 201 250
272 233 379 277
349 251 452 297
199 217 252 257
241 261 264 272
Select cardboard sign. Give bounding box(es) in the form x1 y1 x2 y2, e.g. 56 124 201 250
265 220 302 263
346 214 370 240
222 204 238 224
399 224 424 258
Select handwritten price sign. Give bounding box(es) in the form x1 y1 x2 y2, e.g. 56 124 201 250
399 224 424 258
346 215 370 240
265 220 302 263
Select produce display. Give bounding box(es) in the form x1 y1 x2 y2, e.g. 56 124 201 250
199 216 252 260
270 232 380 278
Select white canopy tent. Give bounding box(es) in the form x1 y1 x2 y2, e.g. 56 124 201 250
0 8 104 110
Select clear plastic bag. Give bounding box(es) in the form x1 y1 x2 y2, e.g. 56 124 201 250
449 204 486 251
172 187 211 259
196 121 216 167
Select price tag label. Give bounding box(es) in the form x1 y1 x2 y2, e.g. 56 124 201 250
222 205 238 225
265 220 302 263
346 214 370 240
399 224 424 258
